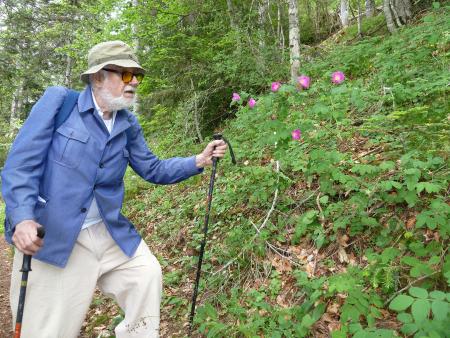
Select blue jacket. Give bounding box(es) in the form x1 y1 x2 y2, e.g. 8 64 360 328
2 86 202 267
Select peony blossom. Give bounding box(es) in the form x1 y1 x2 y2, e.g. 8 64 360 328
248 98 256 108
232 92 241 101
297 75 311 89
271 82 281 92
331 71 345 84
292 129 301 140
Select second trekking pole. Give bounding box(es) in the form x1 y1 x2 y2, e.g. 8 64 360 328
14 226 45 338
188 134 236 335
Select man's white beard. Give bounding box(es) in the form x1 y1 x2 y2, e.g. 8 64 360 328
98 86 136 111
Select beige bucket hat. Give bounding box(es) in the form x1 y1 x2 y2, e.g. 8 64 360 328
80 40 145 83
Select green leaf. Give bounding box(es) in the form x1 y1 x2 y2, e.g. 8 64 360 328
401 323 418 335
352 331 366 338
389 295 414 311
410 264 433 278
416 211 434 229
341 303 360 322
404 168 421 190
331 330 347 338
381 248 400 264
416 182 441 194
402 256 421 267
300 314 316 328
429 290 446 300
428 256 440 265
431 300 448 321
404 190 419 206
432 2 441 9
409 287 428 299
319 195 329 204
397 312 413 324
411 299 430 323
379 161 395 171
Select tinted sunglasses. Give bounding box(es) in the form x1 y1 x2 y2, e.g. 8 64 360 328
103 68 144 83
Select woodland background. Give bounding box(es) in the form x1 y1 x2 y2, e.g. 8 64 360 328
0 0 449 337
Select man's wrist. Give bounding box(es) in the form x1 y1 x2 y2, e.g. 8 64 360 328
195 154 207 168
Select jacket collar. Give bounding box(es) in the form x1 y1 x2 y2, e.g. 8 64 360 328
78 85 95 114
109 109 131 141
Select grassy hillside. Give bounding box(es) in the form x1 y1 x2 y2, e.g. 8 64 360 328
87 8 448 338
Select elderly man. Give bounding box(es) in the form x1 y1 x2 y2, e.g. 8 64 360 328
2 40 227 337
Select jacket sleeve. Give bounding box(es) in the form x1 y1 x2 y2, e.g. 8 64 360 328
1 86 67 233
126 113 203 184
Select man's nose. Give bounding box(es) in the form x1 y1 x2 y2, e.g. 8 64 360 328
129 75 139 86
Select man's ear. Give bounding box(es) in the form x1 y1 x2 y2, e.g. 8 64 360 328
91 71 104 87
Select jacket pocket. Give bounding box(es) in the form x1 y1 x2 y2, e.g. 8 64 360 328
53 125 90 168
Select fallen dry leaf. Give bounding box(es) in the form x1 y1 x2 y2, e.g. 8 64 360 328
338 246 349 263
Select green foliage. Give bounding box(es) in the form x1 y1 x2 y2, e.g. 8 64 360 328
119 9 449 336
389 287 450 337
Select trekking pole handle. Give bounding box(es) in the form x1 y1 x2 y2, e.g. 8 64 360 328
36 227 45 239
213 134 236 164
21 227 45 272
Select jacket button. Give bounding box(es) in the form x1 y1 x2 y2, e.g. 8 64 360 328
99 163 104 168
81 208 87 213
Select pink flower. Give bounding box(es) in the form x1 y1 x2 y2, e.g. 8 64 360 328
331 71 345 84
248 98 256 108
297 75 310 89
271 82 281 92
232 92 241 101
292 129 301 140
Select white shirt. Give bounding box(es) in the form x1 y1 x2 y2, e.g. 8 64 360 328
81 91 117 230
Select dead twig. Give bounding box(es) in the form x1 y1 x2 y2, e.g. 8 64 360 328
352 146 384 162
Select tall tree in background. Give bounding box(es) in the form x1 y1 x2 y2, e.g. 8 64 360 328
257 0 268 49
226 0 242 54
288 0 300 83
365 0 375 17
383 0 412 33
340 0 350 27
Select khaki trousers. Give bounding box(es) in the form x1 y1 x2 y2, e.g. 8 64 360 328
10 222 162 338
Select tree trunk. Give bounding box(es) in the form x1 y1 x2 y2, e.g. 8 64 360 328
258 0 268 49
277 0 285 59
357 0 362 37
340 0 349 28
132 0 140 113
383 0 412 33
64 54 72 88
383 0 396 33
392 0 412 24
190 78 203 143
314 0 321 40
226 0 242 53
10 82 24 128
288 0 300 83
365 0 375 17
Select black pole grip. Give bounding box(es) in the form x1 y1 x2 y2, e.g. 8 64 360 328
212 133 237 164
36 227 45 239
20 227 45 273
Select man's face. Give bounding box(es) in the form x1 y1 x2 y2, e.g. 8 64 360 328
103 66 140 97
94 66 142 111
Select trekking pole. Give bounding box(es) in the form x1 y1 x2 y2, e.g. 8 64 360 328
188 134 236 336
14 226 45 338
